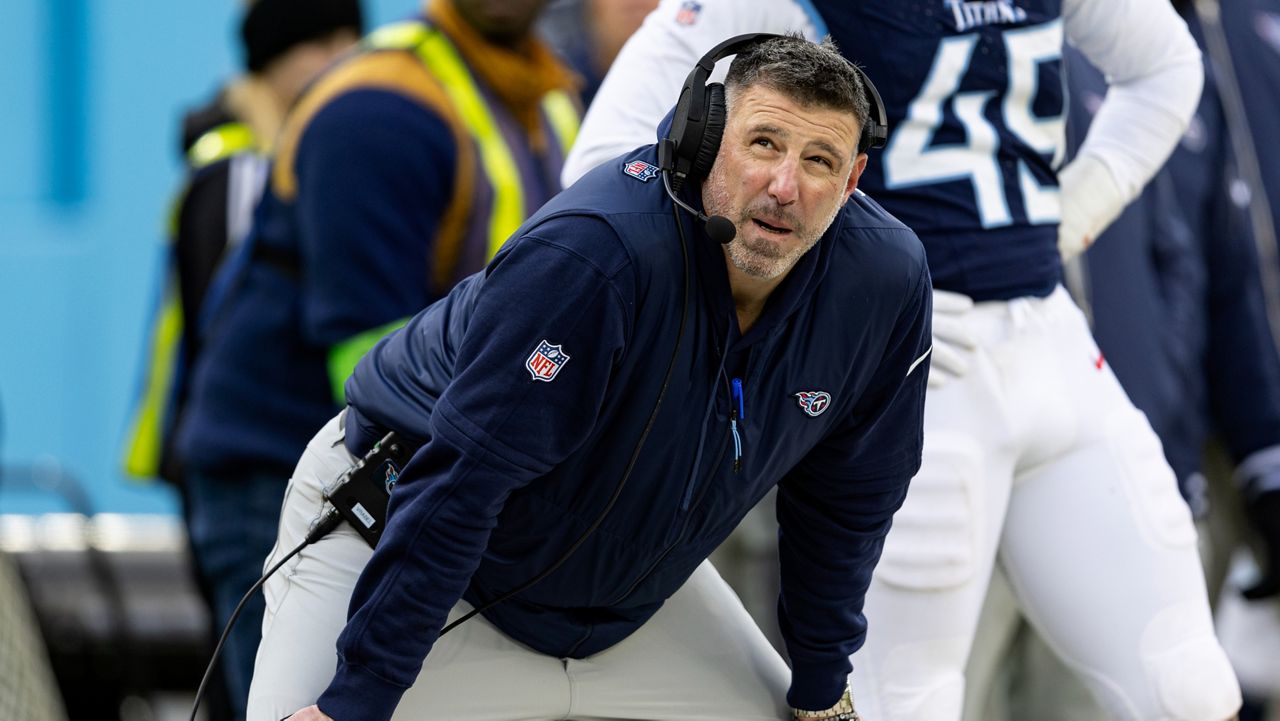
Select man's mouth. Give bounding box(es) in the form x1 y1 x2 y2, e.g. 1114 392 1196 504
751 218 793 235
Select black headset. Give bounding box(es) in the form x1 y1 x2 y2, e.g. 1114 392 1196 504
659 32 890 192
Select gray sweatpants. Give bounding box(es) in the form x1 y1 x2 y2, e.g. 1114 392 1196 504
247 412 792 721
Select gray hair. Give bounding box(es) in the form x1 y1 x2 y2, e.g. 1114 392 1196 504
723 34 871 152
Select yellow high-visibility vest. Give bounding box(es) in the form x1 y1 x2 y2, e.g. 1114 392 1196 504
364 20 579 258
322 20 582 403
122 122 259 479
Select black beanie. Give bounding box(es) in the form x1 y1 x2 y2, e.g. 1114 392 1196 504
241 0 365 73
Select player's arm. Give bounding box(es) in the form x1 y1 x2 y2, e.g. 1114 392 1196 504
562 0 817 185
314 217 634 721
1058 0 1204 257
777 258 932 715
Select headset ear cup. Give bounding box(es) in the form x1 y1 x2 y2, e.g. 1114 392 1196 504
689 83 726 182
668 86 694 161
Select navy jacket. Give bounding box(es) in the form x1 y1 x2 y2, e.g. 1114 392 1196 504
321 143 933 720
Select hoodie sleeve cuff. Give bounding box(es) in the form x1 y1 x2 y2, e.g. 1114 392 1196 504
316 659 409 721
787 656 852 712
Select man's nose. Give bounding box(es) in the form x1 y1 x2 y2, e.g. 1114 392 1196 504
767 159 799 206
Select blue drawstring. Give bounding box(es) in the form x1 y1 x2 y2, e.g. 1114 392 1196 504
730 378 745 473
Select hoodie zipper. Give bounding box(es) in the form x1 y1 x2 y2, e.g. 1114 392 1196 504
606 437 732 607
730 376 745 473
609 372 744 608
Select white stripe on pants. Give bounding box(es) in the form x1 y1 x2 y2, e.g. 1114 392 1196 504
248 411 791 721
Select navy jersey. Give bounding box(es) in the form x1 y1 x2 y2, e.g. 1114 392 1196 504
818 1 1066 300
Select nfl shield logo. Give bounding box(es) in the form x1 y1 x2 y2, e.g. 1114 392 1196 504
675 0 702 25
623 160 659 182
795 391 832 417
526 340 570 382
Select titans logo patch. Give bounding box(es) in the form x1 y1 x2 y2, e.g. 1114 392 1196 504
795 390 832 417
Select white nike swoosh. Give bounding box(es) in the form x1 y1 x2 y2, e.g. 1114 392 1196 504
907 345 933 378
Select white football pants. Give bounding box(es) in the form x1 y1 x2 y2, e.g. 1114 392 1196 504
247 412 791 721
850 287 1242 721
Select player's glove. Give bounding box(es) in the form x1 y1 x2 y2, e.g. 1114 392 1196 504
792 686 860 720
1242 486 1280 601
928 289 978 388
1057 154 1126 262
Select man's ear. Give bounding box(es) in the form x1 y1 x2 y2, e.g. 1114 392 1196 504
843 154 868 203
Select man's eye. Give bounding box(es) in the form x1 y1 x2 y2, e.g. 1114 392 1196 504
808 156 833 168
753 138 773 148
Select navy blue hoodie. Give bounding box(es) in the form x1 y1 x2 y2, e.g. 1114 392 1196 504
322 143 932 720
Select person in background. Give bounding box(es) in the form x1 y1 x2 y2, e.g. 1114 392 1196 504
1190 0 1280 643
538 0 658 106
122 2 363 717
171 0 578 716
125 0 364 487
960 6 1280 713
1203 1 1280 711
1066 2 1280 719
566 1 1244 719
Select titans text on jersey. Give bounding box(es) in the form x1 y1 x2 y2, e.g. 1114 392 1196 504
946 0 1029 31
819 1 1065 300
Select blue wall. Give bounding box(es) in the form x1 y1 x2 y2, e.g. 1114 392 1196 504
0 0 411 514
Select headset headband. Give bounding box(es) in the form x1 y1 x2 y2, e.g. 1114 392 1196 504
663 32 889 190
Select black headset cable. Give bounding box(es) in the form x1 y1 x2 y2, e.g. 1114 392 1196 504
191 191 696 719
439 200 693 635
188 509 342 721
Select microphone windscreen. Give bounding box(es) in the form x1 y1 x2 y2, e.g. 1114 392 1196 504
705 215 736 245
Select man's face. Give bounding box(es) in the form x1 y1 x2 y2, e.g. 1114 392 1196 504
703 85 866 281
453 0 549 43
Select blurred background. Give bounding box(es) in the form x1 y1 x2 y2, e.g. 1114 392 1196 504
0 0 416 518
3 1 1279 720
0 4 493 720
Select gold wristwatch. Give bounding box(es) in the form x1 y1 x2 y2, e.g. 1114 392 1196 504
792 686 858 720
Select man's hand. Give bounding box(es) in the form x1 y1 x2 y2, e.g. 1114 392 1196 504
1057 154 1125 262
928 290 978 388
283 705 333 721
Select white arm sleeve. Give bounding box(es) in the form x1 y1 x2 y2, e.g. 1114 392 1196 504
1058 0 1203 253
561 0 818 187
